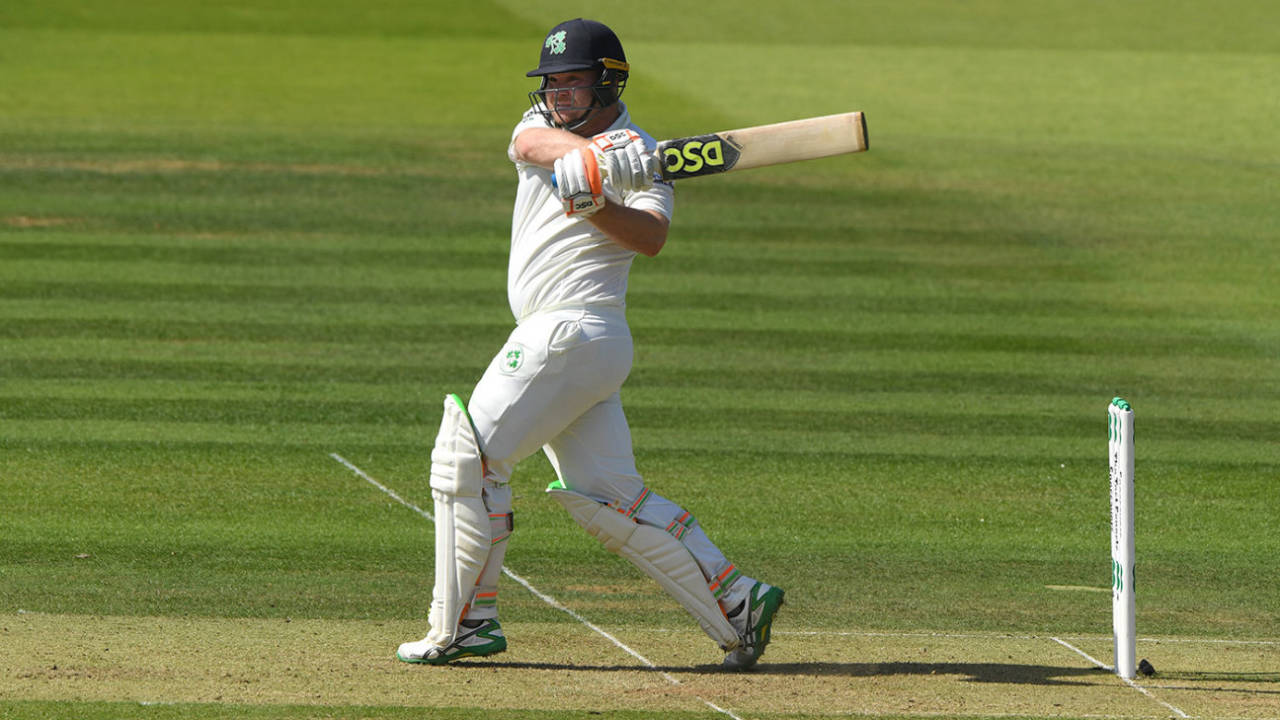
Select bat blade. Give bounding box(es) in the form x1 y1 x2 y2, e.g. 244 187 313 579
657 111 868 181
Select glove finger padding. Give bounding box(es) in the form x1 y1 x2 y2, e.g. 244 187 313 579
619 143 657 191
591 129 656 193
553 148 605 217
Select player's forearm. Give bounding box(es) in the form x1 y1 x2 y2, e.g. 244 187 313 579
512 128 589 169
588 205 668 257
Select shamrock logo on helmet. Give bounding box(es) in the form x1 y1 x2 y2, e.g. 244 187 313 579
545 30 567 55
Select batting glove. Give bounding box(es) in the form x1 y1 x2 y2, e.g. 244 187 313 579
554 147 606 218
591 129 659 193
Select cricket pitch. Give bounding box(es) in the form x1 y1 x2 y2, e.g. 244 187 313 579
3 613 1277 719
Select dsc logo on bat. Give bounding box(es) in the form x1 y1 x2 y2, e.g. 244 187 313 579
660 134 741 178
663 140 724 174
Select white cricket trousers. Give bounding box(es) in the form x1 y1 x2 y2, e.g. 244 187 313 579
461 306 743 619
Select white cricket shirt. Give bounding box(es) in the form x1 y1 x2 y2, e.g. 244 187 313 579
506 103 674 322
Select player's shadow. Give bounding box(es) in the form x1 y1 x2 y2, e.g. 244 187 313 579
1143 671 1280 696
722 661 1107 685
459 661 1106 685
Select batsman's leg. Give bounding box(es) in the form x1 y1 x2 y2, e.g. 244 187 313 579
628 488 785 669
397 394 505 665
547 481 740 650
543 396 784 666
400 310 626 664
603 481 785 669
464 482 512 621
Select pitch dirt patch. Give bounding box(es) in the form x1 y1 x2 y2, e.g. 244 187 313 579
4 216 79 228
3 614 1276 719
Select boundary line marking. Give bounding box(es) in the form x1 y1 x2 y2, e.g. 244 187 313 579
329 453 744 720
1051 637 1190 719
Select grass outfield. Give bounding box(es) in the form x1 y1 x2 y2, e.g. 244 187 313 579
2 1 1278 718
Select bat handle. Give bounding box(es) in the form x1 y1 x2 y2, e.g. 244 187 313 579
548 167 659 190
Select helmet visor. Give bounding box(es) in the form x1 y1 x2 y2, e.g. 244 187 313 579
528 70 625 130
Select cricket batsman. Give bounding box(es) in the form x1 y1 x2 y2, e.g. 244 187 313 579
396 18 784 670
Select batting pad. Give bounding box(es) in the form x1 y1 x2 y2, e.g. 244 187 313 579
426 394 492 648
547 484 740 650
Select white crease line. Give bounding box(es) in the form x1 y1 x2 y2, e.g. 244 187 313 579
1051 637 1190 719
329 453 744 720
330 453 428 517
1050 636 1111 671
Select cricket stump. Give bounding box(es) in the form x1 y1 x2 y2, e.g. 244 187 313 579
1108 397 1136 679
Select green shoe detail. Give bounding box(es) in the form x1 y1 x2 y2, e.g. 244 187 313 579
396 619 507 665
722 583 784 670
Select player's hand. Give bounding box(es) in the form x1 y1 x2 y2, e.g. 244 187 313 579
590 129 658 193
553 147 605 217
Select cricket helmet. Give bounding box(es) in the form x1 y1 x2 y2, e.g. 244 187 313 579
527 18 629 130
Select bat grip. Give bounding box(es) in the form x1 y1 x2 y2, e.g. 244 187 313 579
549 167 660 190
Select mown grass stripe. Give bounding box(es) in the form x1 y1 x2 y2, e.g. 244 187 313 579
12 378 1280 423
627 406 1279 443
0 244 1089 282
0 279 1129 318
3 436 1275 475
3 398 1275 444
5 259 1267 321
0 397 429 426
3 423 1272 466
2 418 426 446
5 278 1265 325
0 297 1213 331
8 426 1274 484
0 238 506 269
626 367 1278 400
640 326 1268 359
1 236 1102 284
0 318 511 344
2 318 1269 361
2 357 1273 400
4 336 1265 385
0 357 479 385
0 280 500 307
0 259 504 291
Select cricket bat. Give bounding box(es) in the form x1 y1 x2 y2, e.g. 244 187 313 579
657 111 868 180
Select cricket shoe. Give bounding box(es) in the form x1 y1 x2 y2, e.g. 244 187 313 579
396 618 507 665
721 581 784 670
